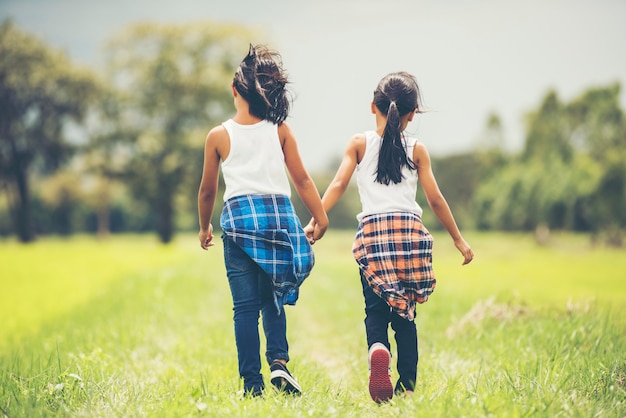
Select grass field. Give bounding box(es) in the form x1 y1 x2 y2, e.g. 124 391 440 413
1 231 625 417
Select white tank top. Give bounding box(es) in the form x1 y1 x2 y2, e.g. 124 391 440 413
221 119 291 201
355 131 423 221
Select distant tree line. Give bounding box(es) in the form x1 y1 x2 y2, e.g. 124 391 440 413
459 85 624 246
1 20 624 245
1 20 256 243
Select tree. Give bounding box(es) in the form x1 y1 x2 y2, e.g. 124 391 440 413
473 155 601 231
418 113 509 231
566 83 624 161
523 90 573 163
0 21 101 242
37 170 84 235
566 84 626 239
473 84 625 241
101 21 258 243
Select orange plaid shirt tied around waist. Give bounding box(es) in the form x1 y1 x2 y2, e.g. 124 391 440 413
353 212 436 321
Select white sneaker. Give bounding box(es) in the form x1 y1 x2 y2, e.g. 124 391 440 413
269 360 302 395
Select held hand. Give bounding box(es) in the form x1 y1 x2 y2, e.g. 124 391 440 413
199 224 215 250
312 219 328 242
454 238 474 265
303 218 316 244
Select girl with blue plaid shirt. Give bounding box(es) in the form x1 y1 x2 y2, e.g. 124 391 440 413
305 71 473 403
198 44 328 397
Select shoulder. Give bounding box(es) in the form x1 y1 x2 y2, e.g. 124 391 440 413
205 124 230 159
277 121 294 138
346 133 367 163
412 141 431 165
277 120 292 134
348 132 366 148
206 124 228 144
413 140 428 153
350 132 366 146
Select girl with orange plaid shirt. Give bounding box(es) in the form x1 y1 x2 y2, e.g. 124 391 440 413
304 71 473 403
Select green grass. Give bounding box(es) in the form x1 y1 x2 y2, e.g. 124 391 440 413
1 231 625 417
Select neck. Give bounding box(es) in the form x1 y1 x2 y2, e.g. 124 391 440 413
374 112 386 136
233 97 263 125
232 111 263 125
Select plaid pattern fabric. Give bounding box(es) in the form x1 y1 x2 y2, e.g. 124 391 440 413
353 212 436 320
220 194 314 310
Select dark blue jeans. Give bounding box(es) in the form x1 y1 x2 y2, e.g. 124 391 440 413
361 273 418 392
223 236 289 393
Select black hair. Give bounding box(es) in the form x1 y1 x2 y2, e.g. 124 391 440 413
373 72 423 185
232 44 291 124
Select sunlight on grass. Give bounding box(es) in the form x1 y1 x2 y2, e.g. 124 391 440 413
0 235 197 348
0 231 624 417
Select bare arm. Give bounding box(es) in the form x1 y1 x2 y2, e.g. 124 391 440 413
320 134 362 212
414 142 474 265
197 126 226 249
279 122 329 241
303 134 362 238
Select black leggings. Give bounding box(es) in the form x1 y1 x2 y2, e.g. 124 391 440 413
361 273 418 391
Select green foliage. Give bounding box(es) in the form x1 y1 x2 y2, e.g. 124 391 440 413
0 232 624 416
0 20 102 242
523 90 573 163
2 19 625 242
96 21 259 243
567 83 625 161
474 154 602 231
472 84 626 239
428 153 487 230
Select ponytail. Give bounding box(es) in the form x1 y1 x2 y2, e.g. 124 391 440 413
373 72 420 185
375 101 416 185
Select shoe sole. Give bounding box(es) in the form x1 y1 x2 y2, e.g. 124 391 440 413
369 348 393 403
270 369 302 395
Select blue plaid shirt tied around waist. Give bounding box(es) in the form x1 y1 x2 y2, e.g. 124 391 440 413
353 212 436 321
220 194 314 311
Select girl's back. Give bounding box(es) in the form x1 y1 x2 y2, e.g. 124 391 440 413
221 119 291 201
355 131 422 221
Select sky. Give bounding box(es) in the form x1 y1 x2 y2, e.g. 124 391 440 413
2 0 626 172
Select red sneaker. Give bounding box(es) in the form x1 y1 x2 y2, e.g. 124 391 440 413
368 343 393 403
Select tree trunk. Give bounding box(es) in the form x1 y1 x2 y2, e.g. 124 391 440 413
156 196 174 244
96 205 110 239
12 155 35 242
95 179 111 239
